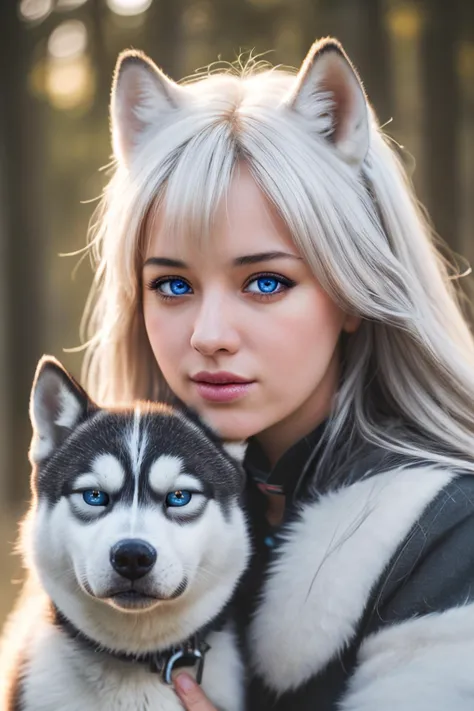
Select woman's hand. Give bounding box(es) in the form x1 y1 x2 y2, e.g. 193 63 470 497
174 673 219 711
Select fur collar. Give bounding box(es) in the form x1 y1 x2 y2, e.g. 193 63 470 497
248 464 455 693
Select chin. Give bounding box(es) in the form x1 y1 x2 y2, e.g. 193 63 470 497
106 592 163 613
199 410 266 442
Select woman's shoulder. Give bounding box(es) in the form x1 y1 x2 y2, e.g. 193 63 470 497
404 467 474 538
245 461 474 710
365 469 474 623
335 471 474 710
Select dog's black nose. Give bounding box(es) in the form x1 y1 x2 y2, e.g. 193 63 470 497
110 539 157 580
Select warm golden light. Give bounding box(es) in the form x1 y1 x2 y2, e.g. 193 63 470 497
46 55 94 111
458 42 474 81
106 0 152 16
387 4 423 40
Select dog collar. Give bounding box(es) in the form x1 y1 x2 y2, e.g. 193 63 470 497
53 608 213 685
147 636 211 684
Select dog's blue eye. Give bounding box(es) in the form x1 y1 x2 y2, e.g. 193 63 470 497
166 490 192 507
82 489 109 507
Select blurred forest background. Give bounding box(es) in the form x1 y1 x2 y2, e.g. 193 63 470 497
0 0 473 625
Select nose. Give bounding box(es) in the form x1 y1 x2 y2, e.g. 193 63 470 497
110 539 157 581
190 294 240 356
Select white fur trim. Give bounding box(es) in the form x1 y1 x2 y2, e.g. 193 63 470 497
340 603 474 710
202 624 245 711
249 465 454 692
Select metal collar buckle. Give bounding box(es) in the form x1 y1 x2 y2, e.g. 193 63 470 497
150 638 211 685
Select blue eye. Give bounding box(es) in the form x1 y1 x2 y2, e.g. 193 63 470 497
169 279 191 295
256 277 279 293
83 489 110 507
166 490 192 507
159 279 192 297
245 274 294 296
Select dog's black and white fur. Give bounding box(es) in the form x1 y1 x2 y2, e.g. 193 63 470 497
0 357 250 710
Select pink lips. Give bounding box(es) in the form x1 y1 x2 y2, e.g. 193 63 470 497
191 371 255 402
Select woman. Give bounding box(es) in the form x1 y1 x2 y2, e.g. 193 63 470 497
81 37 474 710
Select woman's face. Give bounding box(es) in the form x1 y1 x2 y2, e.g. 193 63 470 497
142 163 359 460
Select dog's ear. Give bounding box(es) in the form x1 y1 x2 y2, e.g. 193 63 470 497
176 403 248 465
222 441 248 465
284 38 369 167
110 50 187 165
29 356 97 465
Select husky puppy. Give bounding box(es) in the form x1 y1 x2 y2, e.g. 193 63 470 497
0 357 250 711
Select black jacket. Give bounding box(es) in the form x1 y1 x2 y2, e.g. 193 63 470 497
238 425 474 710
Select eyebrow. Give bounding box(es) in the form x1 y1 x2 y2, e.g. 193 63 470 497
143 251 303 269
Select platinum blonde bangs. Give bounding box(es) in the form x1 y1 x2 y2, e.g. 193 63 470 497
82 38 474 482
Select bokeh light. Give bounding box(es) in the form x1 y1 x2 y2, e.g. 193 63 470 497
106 0 153 17
387 4 423 40
46 55 94 111
458 42 474 81
19 0 53 23
56 0 89 10
48 20 88 60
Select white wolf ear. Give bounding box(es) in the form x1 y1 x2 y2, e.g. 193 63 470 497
223 441 248 465
29 356 95 465
111 50 186 164
285 38 369 166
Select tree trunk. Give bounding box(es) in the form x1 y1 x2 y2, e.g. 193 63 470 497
420 0 460 250
0 2 46 504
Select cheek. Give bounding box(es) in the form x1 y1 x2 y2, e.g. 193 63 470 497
301 294 345 357
34 503 128 576
256 287 345 364
31 501 102 592
166 503 243 582
143 300 187 363
33 500 70 571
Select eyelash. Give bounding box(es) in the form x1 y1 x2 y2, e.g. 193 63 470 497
146 272 297 302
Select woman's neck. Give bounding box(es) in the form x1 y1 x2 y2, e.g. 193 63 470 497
255 357 339 467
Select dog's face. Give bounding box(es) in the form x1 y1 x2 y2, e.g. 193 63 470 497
25 357 249 640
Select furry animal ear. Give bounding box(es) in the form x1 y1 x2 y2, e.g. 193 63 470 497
29 356 96 465
110 50 186 164
285 38 369 166
178 404 248 465
222 441 248 465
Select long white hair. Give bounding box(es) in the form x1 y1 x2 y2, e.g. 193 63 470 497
82 38 474 485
